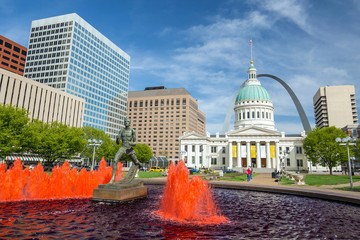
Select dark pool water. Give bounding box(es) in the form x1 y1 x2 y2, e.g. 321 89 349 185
0 186 359 239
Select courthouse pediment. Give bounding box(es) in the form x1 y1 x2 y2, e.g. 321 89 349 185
180 131 208 140
226 126 280 137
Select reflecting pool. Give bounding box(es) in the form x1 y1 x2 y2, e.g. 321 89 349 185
0 186 359 239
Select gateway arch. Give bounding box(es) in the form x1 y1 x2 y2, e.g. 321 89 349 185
221 74 311 134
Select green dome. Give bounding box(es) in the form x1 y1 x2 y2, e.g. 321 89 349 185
236 85 272 102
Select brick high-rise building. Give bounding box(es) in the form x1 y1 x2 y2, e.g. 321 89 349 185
313 85 358 129
0 35 27 76
127 86 206 160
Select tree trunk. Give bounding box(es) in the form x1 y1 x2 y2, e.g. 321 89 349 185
328 165 333 175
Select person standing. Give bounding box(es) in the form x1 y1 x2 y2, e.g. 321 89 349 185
246 167 251 182
250 167 253 180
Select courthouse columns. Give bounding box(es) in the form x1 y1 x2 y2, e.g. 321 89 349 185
275 141 280 170
256 141 261 168
266 141 271 168
195 144 199 169
246 141 251 167
237 142 241 168
228 142 233 169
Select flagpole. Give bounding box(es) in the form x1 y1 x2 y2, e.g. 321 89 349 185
249 39 253 62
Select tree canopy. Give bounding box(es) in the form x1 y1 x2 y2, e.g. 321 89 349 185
120 143 153 163
0 104 30 157
25 120 87 165
81 126 117 164
303 127 348 175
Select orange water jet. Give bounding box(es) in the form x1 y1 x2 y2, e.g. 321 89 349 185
0 158 123 202
156 160 228 224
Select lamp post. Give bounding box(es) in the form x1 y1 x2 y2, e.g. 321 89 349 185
88 139 103 171
336 136 356 189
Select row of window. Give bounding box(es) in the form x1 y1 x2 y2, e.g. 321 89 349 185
73 31 128 75
0 39 26 56
71 42 128 91
130 98 187 108
238 110 272 120
74 22 129 67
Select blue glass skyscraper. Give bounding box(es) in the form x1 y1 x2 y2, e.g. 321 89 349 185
24 13 130 139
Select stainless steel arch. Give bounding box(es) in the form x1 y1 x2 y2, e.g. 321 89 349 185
257 74 311 133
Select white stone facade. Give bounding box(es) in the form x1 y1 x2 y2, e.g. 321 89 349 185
180 128 308 173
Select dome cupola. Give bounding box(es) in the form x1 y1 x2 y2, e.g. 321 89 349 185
234 61 276 130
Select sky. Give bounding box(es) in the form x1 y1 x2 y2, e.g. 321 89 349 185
1 0 360 134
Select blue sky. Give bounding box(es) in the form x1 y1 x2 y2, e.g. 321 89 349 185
1 0 360 134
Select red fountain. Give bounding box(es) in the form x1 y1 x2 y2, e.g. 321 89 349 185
156 160 228 224
0 158 123 202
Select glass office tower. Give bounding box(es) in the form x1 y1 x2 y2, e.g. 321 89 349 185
24 13 130 139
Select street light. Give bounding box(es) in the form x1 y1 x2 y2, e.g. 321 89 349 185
88 139 103 171
336 136 356 189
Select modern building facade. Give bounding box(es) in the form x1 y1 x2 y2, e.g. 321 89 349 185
313 85 358 129
180 61 313 173
127 86 206 160
0 35 27 76
0 68 85 127
24 13 130 139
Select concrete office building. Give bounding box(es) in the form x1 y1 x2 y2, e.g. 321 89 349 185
0 35 27 76
0 68 85 127
313 85 358 129
127 86 206 160
24 13 130 139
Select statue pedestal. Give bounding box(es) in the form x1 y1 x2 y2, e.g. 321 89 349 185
92 180 147 203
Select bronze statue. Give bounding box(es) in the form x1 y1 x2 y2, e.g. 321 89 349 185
109 117 143 184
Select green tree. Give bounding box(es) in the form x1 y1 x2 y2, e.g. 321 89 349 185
82 126 117 164
0 104 30 158
120 143 153 163
27 121 87 165
303 127 348 175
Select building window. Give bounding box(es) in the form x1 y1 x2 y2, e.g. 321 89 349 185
134 101 137 107
222 157 225 165
192 156 195 164
287 158 290 166
247 112 250 119
222 147 226 153
200 145 203 152
297 159 303 167
211 146 217 153
192 145 195 152
183 98 186 105
211 158 217 165
296 146 302 154
185 145 188 152
286 147 290 153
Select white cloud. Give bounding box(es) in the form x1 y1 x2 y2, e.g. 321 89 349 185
260 0 312 34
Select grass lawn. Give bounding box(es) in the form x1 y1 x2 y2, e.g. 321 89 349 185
279 177 295 185
137 171 164 178
219 173 257 182
305 175 360 186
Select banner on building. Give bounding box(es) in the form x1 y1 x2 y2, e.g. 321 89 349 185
250 145 256 158
270 145 276 158
260 145 266 158
232 145 237 158
241 145 247 157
